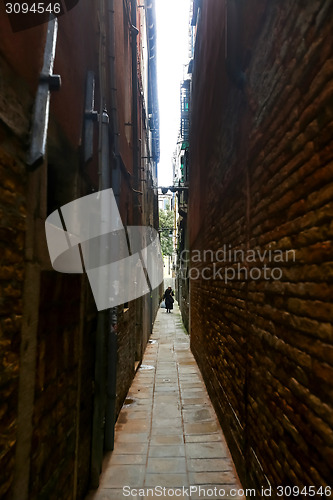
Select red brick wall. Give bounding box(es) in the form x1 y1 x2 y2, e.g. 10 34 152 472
0 146 27 498
0 22 34 494
0 3 98 492
189 0 333 492
30 272 84 499
0 0 160 496
0 2 92 498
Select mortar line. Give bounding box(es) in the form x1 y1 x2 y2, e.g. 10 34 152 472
174 307 191 492
143 321 158 489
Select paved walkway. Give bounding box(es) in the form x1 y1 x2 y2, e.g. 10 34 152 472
86 303 244 500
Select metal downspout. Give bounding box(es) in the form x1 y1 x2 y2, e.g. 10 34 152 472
100 107 117 453
91 0 113 486
130 0 143 363
108 0 121 205
131 0 139 223
103 0 121 453
27 16 61 169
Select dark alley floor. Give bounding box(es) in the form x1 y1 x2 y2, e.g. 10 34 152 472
85 303 244 500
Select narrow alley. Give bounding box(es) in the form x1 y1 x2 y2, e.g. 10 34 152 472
86 303 244 500
0 0 332 499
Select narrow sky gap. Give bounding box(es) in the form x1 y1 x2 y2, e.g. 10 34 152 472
156 0 191 186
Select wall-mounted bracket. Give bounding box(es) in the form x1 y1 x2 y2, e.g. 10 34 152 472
39 73 61 91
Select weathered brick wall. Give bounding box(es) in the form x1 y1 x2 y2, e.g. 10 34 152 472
189 0 333 492
0 146 27 498
30 272 82 499
0 36 32 496
76 284 96 500
116 305 137 417
0 5 98 499
116 289 161 417
1 0 160 496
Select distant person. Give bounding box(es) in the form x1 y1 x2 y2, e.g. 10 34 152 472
163 286 174 313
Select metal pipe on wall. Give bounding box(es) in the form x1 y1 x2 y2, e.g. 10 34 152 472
91 0 112 486
131 0 140 223
103 0 121 453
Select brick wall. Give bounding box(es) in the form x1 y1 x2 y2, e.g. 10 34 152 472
0 145 27 498
116 305 137 417
29 272 84 500
0 2 97 498
189 0 333 492
1 0 160 496
0 31 33 495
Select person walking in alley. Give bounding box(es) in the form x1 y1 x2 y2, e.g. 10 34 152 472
163 286 174 313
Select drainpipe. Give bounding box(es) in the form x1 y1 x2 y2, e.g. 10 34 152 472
108 0 121 206
27 16 61 169
131 0 140 224
91 0 115 483
100 107 118 453
131 0 145 364
103 0 121 453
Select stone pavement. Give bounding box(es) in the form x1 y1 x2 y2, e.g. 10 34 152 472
86 303 244 500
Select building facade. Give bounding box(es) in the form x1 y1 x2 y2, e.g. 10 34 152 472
0 0 160 498
174 2 195 332
187 0 333 493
